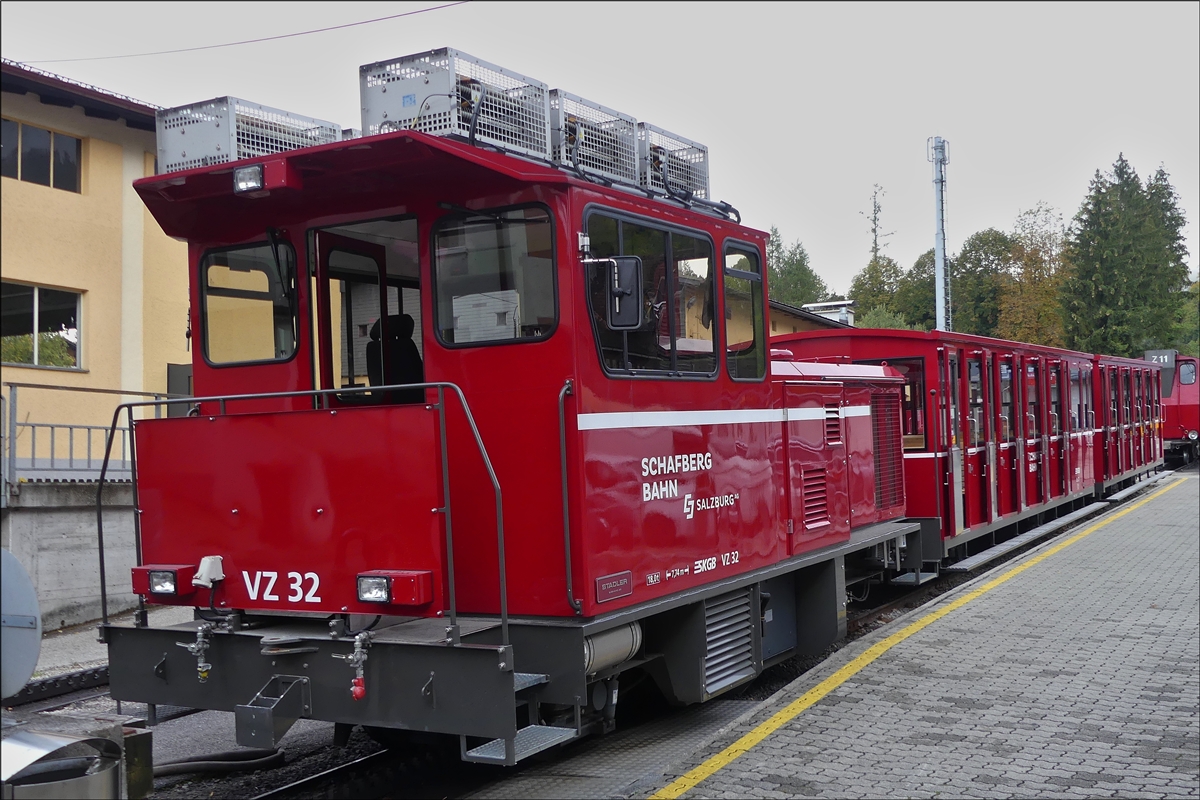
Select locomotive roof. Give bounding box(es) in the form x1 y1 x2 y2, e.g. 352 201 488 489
134 129 764 246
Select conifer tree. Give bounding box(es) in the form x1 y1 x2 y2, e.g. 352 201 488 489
1061 156 1190 356
765 226 828 307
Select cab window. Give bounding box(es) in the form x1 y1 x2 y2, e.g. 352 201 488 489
724 246 765 381
432 205 555 345
586 211 716 376
1181 361 1197 385
201 242 297 365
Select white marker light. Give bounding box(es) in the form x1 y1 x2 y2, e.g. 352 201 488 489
357 575 390 603
148 570 177 595
233 165 264 194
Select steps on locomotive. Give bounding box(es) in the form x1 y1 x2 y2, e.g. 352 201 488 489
889 570 939 587
944 504 1099 572
463 724 579 765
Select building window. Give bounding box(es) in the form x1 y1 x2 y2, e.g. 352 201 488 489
0 281 81 368
1 118 81 192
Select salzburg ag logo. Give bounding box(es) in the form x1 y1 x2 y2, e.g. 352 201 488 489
683 491 739 520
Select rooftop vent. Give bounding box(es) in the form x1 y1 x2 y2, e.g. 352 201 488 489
156 97 341 175
358 47 550 161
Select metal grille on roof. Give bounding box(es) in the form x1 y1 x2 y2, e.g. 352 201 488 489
156 97 341 174
359 48 551 160
549 90 638 185
638 122 709 200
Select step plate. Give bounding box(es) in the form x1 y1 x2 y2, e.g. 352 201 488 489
889 571 939 587
513 672 548 692
945 505 1098 572
465 725 577 763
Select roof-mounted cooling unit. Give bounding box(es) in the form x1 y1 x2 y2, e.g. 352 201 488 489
638 123 709 200
156 97 341 175
549 90 638 186
359 47 551 161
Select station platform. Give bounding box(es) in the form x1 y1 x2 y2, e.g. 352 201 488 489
647 474 1200 799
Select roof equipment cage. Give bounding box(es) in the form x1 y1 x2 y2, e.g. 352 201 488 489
638 123 709 200
359 48 551 161
156 97 342 174
549 90 638 186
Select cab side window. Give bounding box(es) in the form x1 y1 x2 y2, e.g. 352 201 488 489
723 246 765 381
586 211 716 377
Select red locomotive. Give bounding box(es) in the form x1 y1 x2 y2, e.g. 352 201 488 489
99 49 1163 765
1146 350 1199 465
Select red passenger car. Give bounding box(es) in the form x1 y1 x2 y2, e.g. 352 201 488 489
103 121 920 763
1147 350 1200 465
773 329 1162 562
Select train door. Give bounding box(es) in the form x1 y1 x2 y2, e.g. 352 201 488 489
1079 365 1095 489
963 353 988 528
1023 358 1044 507
1104 366 1120 478
1046 361 1066 498
1120 368 1134 471
1068 363 1086 494
943 349 965 537
985 353 999 521
995 356 1019 516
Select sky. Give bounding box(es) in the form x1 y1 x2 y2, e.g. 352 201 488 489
2 1 1197 293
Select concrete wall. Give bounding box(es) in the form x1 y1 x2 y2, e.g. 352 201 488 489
1 482 138 630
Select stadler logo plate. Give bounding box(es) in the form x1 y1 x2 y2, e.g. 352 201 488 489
595 571 633 603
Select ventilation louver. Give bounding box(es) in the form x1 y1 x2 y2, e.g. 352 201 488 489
703 589 755 695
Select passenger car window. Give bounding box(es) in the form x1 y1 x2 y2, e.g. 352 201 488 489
202 243 297 364
433 206 555 345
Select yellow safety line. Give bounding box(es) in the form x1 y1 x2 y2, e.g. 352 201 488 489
650 477 1189 799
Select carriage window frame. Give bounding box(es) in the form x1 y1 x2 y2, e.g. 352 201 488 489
583 205 719 381
430 202 558 349
723 241 767 383
854 356 927 451
200 240 299 368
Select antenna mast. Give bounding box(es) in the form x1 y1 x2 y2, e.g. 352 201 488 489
929 136 950 330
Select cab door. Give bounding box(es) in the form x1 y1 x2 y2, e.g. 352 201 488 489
314 232 390 399
1023 357 1044 507
963 353 989 529
995 356 1020 516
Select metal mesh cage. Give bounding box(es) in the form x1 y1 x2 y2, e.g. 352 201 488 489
638 123 709 200
157 97 341 174
549 90 638 185
359 48 550 160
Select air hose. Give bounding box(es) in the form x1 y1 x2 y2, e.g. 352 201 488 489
152 748 285 776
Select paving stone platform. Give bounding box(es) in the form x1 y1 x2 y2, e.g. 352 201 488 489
648 474 1200 799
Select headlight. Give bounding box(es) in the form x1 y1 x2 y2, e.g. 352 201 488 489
357 575 391 603
148 570 177 595
233 164 264 193
1189 430 1198 441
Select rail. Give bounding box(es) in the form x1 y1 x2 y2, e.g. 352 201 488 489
94 382 510 646
3 382 184 484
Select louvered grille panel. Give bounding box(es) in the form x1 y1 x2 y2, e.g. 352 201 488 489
704 590 754 694
825 404 841 443
872 393 904 509
803 468 829 525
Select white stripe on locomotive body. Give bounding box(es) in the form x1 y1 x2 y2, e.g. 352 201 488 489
903 452 947 459
576 405 872 431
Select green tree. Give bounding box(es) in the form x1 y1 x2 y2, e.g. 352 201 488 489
765 226 828 306
1061 156 1190 356
893 249 937 331
1172 281 1199 357
998 203 1066 347
849 255 902 315
856 306 920 330
953 228 1015 337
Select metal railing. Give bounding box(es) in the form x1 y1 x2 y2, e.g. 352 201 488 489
94 382 510 646
3 383 184 485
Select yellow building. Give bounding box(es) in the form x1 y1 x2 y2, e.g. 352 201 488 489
1 60 188 482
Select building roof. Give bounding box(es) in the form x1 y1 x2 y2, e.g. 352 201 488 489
1 58 158 132
769 298 852 329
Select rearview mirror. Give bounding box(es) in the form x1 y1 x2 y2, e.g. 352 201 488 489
606 256 643 330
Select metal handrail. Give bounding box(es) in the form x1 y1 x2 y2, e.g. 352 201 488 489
95 381 510 645
558 380 582 614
